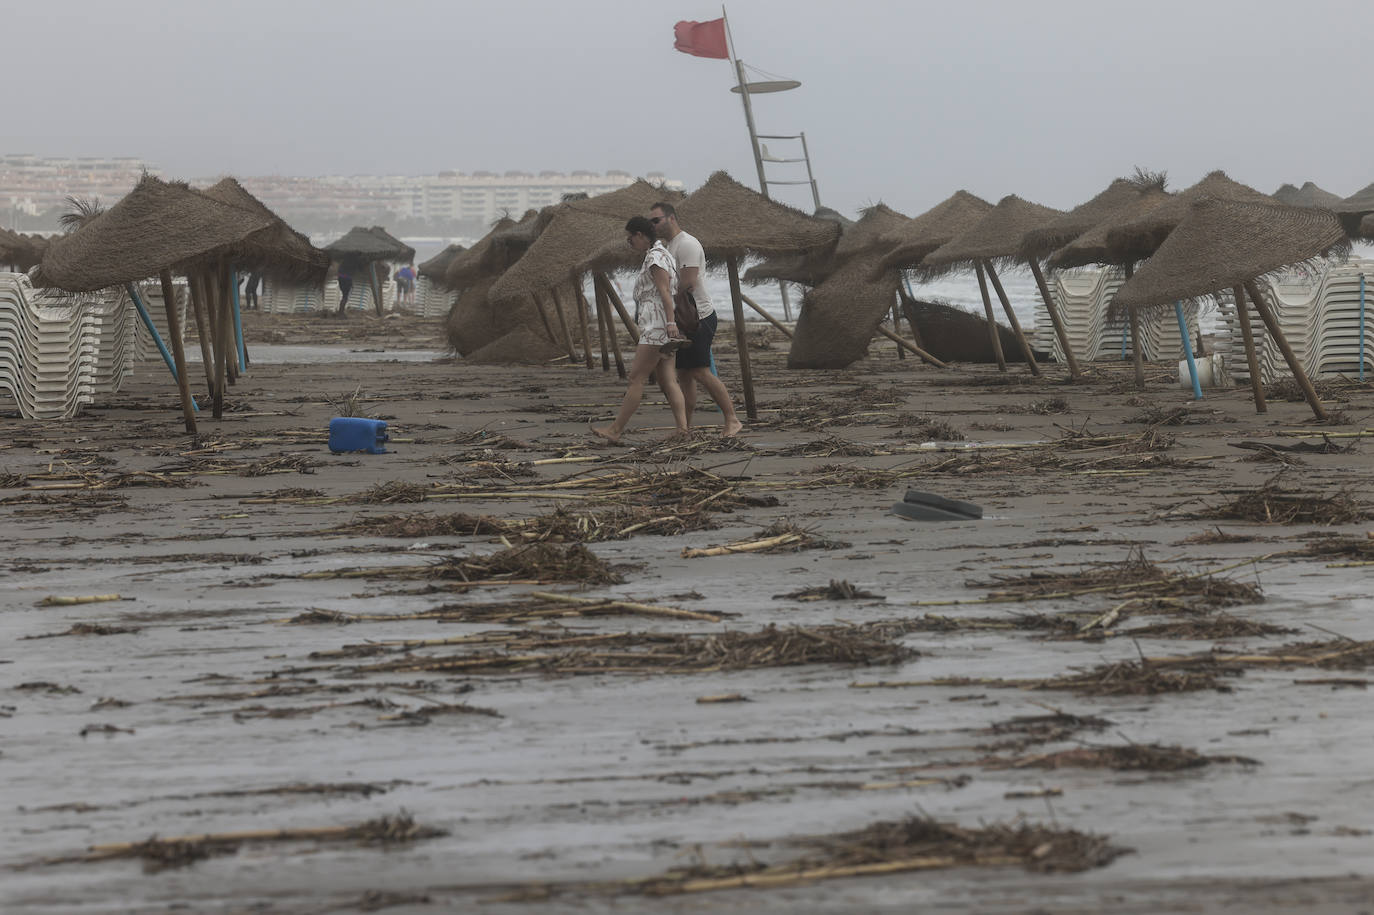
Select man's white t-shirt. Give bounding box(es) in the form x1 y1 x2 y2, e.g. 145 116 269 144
665 231 715 319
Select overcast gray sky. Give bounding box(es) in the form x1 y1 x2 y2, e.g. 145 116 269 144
11 0 1373 218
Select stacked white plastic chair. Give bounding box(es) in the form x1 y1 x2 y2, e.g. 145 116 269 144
1033 266 1203 363
129 280 189 363
414 276 455 318
1 273 98 419
1212 258 1374 383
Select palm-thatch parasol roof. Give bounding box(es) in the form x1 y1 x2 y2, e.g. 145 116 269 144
199 177 329 283
788 251 901 368
323 226 415 264
1100 170 1278 265
1272 181 1343 208
814 206 855 229
743 253 831 286
1331 182 1374 240
0 229 49 270
672 171 840 260
1334 181 1374 215
1045 186 1175 270
38 175 273 292
1113 197 1348 310
919 195 1065 278
443 216 517 288
875 190 993 272
833 203 911 263
486 179 686 303
1360 213 1374 239
1019 172 1166 262
417 243 466 282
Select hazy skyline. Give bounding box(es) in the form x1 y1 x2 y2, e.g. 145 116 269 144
10 0 1373 219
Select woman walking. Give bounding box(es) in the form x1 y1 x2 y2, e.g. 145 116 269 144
591 217 689 443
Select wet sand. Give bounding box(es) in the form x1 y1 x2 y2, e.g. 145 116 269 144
3 316 1374 913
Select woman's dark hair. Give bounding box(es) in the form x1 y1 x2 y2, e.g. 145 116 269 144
625 215 656 240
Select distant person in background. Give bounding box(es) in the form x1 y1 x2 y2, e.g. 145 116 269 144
243 270 262 310
395 262 417 307
335 262 354 316
650 201 743 437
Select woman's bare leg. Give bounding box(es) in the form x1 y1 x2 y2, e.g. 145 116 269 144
656 353 689 437
592 344 661 443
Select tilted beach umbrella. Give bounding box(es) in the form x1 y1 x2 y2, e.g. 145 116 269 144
199 178 329 284
875 190 992 273
1101 170 1278 266
444 216 517 289
744 205 854 288
40 175 277 430
324 225 415 317
1015 172 1170 378
671 171 842 419
1361 213 1374 238
1114 196 1347 420
1271 181 1343 209
416 243 466 283
1045 186 1174 271
1334 182 1374 240
790 204 944 370
917 195 1066 376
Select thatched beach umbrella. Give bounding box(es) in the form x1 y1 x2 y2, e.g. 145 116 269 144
1114 196 1347 420
323 226 415 317
444 216 516 289
40 175 277 430
875 190 993 273
1334 182 1374 240
789 204 944 369
743 206 853 289
200 178 329 283
484 180 684 371
1272 181 1343 209
671 171 842 419
1016 173 1170 378
919 195 1066 376
417 243 466 284
1101 171 1277 266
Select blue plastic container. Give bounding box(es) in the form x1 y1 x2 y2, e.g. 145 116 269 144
329 417 389 454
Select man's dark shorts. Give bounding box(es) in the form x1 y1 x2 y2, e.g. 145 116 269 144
675 311 717 370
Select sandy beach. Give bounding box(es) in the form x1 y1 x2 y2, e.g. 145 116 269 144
3 313 1374 913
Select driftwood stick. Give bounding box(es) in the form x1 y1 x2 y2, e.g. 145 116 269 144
526 591 723 622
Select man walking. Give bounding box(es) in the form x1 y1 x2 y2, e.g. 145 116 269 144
650 201 743 437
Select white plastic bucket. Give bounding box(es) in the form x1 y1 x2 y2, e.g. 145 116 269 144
1179 353 1230 390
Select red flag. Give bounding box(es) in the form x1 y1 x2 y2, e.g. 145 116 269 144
673 19 729 59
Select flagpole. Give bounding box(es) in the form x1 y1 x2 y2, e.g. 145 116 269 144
722 5 794 321
722 6 769 201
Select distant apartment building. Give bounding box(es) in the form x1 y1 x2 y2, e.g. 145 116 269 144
0 154 157 219
1 153 682 231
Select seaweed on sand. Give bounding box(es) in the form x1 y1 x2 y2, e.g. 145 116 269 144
328 511 508 538
986 743 1258 771
776 580 885 601
1196 476 1369 525
319 622 917 677
298 542 623 585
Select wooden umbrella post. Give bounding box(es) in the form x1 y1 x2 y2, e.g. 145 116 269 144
877 325 949 368
573 278 595 370
159 270 196 434
593 274 626 378
982 260 1039 376
588 282 610 371
974 260 1007 371
595 272 640 339
726 256 758 421
897 286 928 349
1122 262 1145 391
1231 285 1266 413
189 273 215 397
220 263 237 386
1244 279 1325 421
546 286 579 362
527 291 558 346
739 292 793 338
368 262 385 317
1028 259 1081 380
208 268 227 419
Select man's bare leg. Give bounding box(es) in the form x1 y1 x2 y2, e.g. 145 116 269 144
684 367 742 436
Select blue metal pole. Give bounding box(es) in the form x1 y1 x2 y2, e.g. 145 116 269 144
1360 273 1366 383
1175 300 1202 401
126 283 198 412
229 268 246 372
